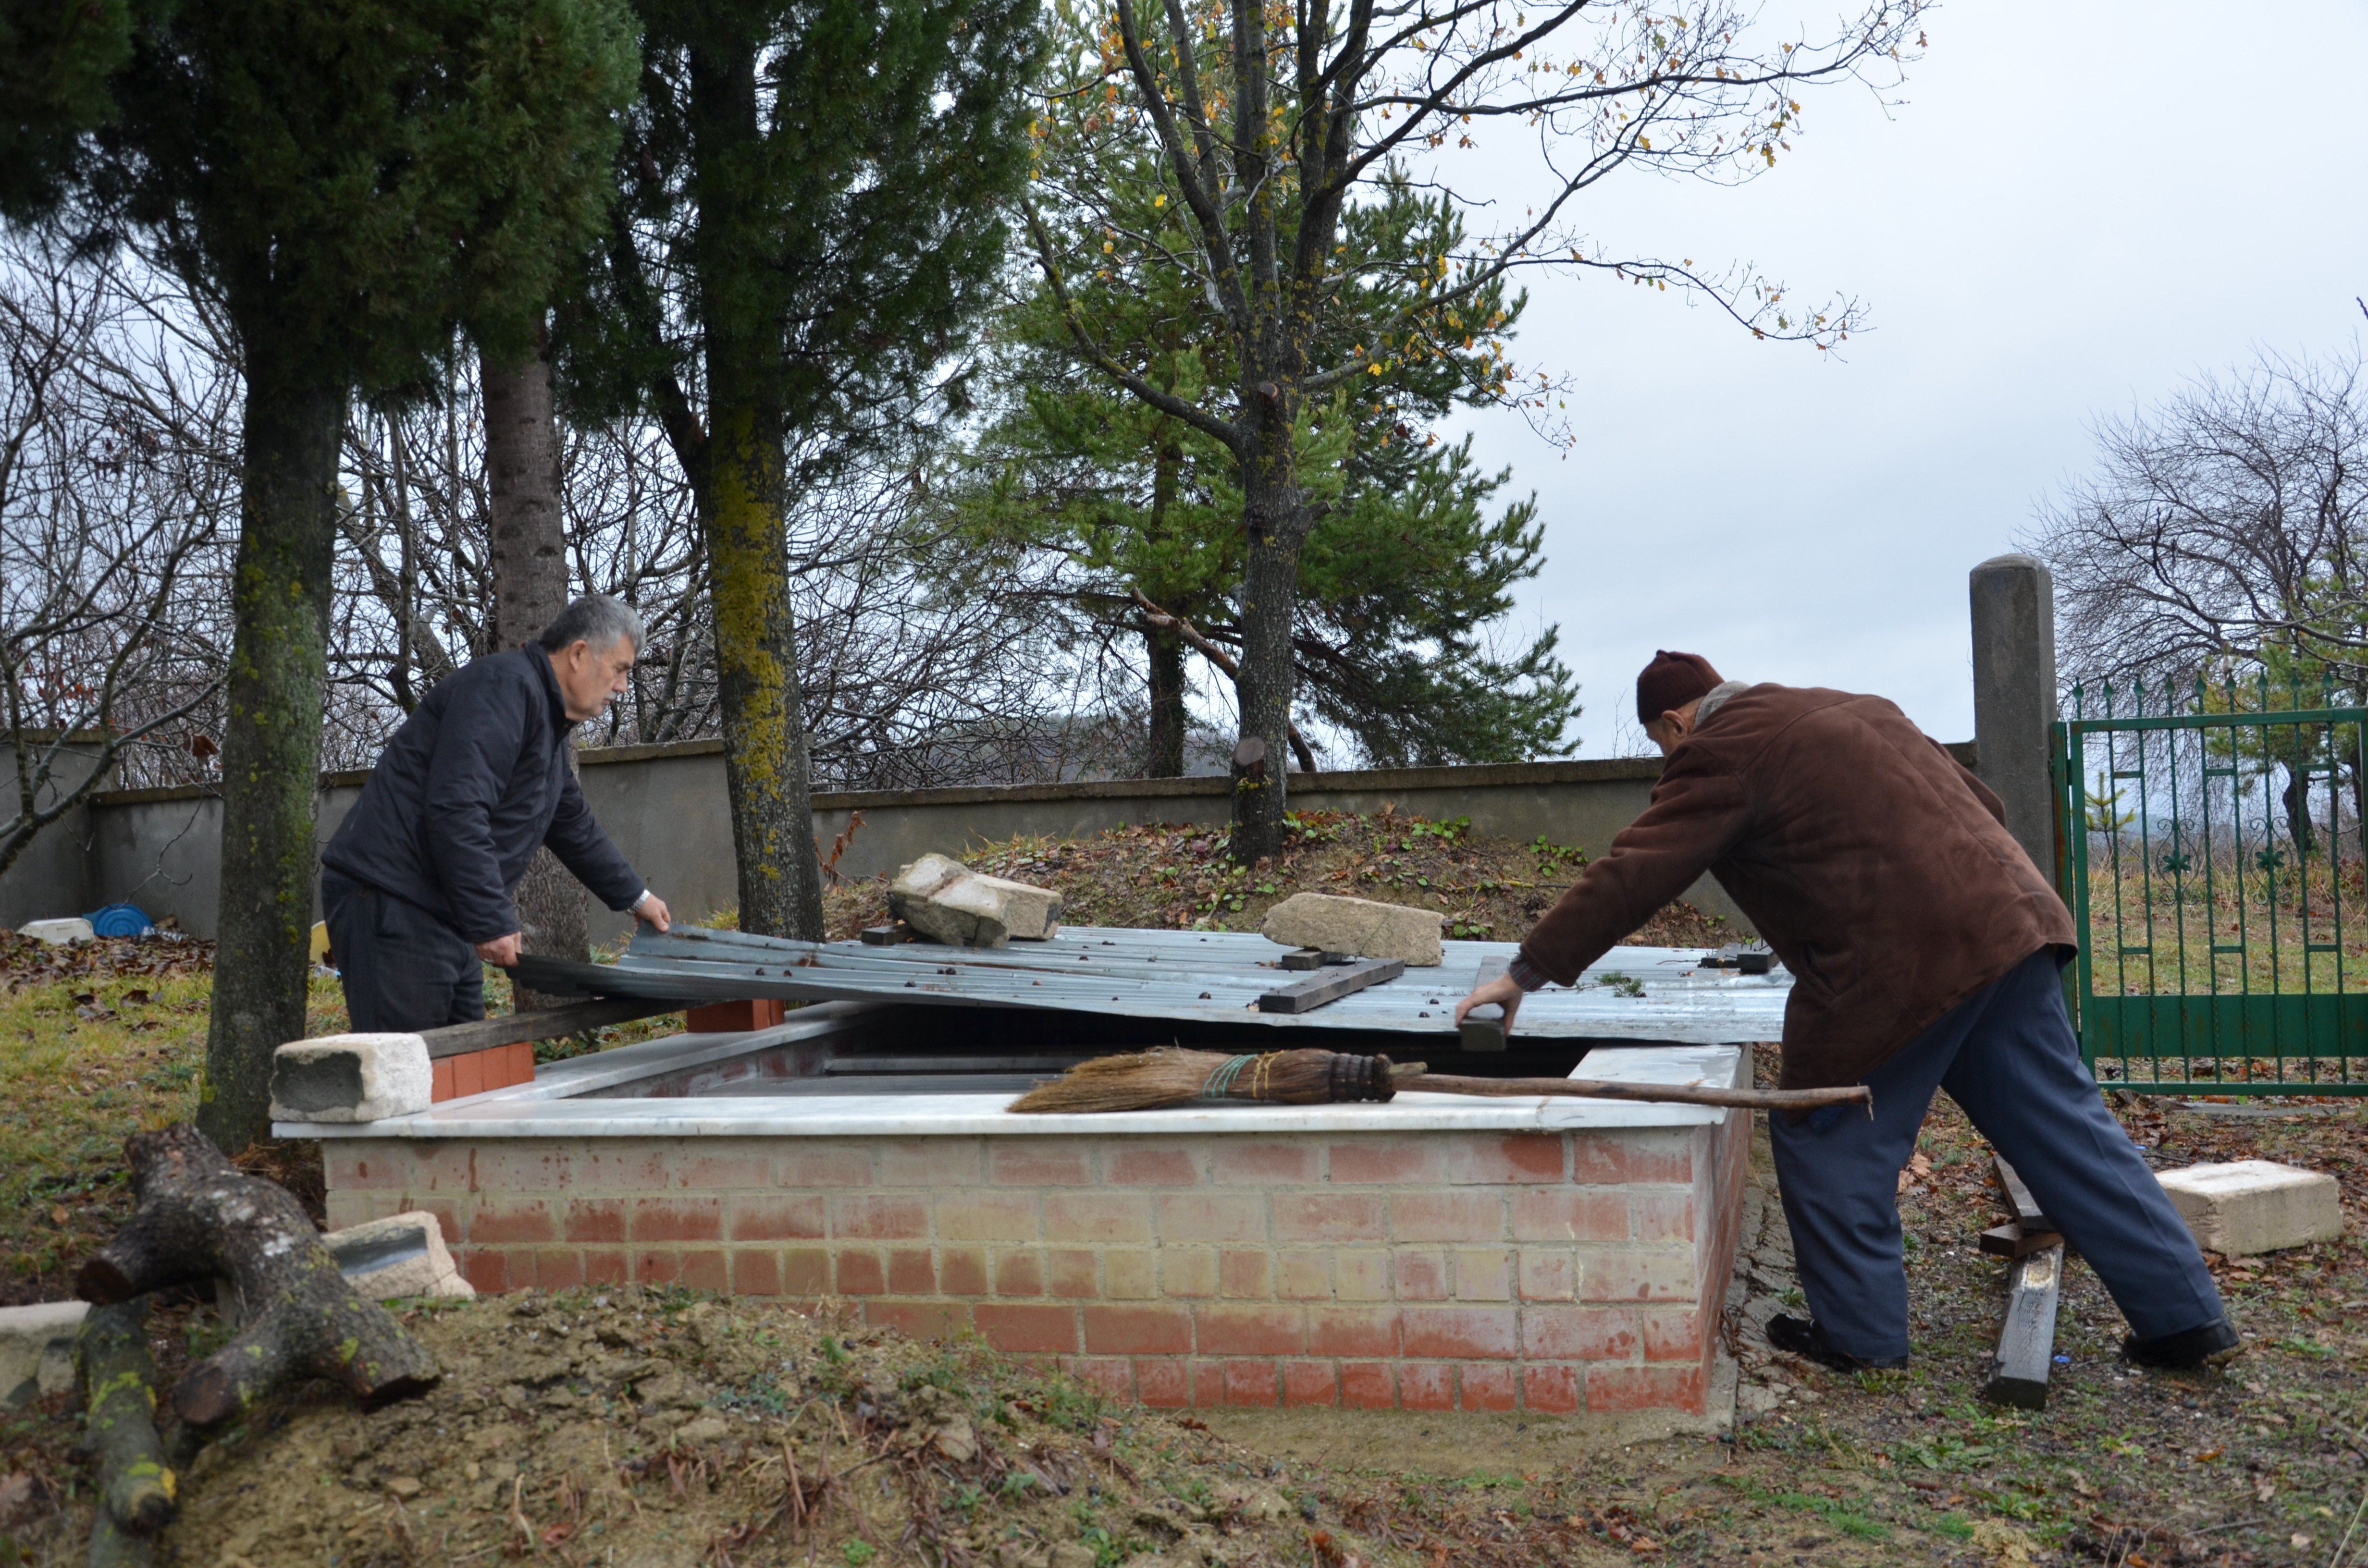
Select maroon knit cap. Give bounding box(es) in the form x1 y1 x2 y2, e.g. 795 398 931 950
1636 650 1722 724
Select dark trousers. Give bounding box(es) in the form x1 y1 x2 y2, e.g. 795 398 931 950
321 872 486 1033
1768 946 2224 1361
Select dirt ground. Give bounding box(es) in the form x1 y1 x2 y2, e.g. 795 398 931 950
818 810 1734 949
2 808 2365 1565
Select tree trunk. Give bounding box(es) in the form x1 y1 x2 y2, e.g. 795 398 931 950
698 400 826 938
481 334 590 999
198 330 342 1152
1145 625 1187 777
688 35 826 941
77 1123 439 1427
1228 464 1305 863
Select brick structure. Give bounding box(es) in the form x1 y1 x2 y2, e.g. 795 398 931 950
323 1114 1750 1414
431 1043 535 1102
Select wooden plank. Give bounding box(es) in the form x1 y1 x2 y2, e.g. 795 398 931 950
1277 947 1328 971
1994 1154 2056 1233
1978 1222 2064 1259
1983 1242 2065 1409
1255 958 1406 1014
416 996 680 1061
1459 955 1511 1053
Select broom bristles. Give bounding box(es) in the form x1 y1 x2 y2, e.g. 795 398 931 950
1007 1047 1401 1114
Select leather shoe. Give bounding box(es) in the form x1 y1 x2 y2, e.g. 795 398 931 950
2122 1317 2241 1369
1766 1313 1907 1372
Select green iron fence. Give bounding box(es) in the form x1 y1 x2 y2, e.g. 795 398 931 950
2053 673 2368 1095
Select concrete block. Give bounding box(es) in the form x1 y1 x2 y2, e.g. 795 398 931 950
1260 893 1444 966
888 853 1062 947
0 1300 88 1405
326 1210 475 1299
18 917 94 944
2156 1159 2344 1256
270 1033 433 1123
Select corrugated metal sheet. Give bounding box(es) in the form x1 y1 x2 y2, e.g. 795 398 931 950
514 924 1789 1046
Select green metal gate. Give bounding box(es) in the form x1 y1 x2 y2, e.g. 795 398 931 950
2053 674 2368 1095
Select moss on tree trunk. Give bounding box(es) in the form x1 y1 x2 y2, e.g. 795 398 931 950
198 331 341 1152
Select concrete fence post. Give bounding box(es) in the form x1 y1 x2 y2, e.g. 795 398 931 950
1969 554 2060 880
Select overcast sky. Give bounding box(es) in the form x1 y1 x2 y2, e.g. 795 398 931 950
1451 0 2368 754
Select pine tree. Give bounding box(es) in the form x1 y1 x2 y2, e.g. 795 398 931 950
960 129 1577 775
0 0 636 1147
559 0 1041 939
1019 0 1915 856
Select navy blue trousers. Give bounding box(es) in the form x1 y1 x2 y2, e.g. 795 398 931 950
322 872 486 1033
1767 946 2223 1361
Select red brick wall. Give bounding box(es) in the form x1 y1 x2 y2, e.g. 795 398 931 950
326 1116 1750 1414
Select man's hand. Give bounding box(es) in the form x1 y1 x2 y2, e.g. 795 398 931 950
1454 973 1528 1036
476 932 523 968
633 892 673 933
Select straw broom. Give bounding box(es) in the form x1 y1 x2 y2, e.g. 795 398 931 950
1007 1046 1868 1115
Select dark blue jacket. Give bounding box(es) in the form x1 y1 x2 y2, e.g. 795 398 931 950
322 647 645 943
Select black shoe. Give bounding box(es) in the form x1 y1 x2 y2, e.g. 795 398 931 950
1766 1313 1908 1372
2122 1317 2241 1369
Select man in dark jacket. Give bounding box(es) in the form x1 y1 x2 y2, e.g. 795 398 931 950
321 594 673 1032
1456 651 2237 1372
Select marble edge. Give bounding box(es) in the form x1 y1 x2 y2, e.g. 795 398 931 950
279 1043 1748 1140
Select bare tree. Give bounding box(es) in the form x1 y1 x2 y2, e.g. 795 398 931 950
1025 0 1925 856
2035 349 2368 685
0 240 234 876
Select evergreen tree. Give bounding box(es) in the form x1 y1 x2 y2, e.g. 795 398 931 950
0 0 637 1147
560 0 1041 940
961 116 1576 773
1020 0 1916 856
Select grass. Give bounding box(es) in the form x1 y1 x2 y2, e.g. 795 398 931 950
0 932 681 1304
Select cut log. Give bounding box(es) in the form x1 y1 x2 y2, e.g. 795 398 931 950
74 1124 438 1427
1983 1242 2065 1409
78 1296 174 1548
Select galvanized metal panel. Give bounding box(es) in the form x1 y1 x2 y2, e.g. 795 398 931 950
512 924 1789 1046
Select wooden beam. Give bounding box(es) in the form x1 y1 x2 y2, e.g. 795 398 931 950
1255 958 1406 1014
1978 1222 2063 1259
1459 955 1510 1053
417 997 680 1061
1983 1242 2065 1409
1994 1153 2056 1233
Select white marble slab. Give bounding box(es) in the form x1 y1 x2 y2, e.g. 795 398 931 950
278 1038 1747 1140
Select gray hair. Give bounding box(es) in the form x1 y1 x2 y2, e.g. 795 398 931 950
536 594 645 656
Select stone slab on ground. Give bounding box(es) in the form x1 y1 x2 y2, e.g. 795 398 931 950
270 1033 433 1123
887 853 1062 947
18 917 94 944
326 1210 475 1300
1260 892 1444 967
2155 1159 2344 1257
0 1299 88 1405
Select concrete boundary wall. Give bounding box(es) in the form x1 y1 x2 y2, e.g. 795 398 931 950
4 740 1975 941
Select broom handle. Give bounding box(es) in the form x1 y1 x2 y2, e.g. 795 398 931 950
1397 1073 1869 1113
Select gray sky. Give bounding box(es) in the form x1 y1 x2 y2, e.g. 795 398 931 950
1454 0 2368 753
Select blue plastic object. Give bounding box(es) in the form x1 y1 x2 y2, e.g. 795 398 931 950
84 902 153 938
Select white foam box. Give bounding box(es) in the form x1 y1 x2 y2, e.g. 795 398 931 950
2155 1159 2344 1257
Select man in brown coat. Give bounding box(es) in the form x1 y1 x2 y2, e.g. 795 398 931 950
1456 651 2236 1371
